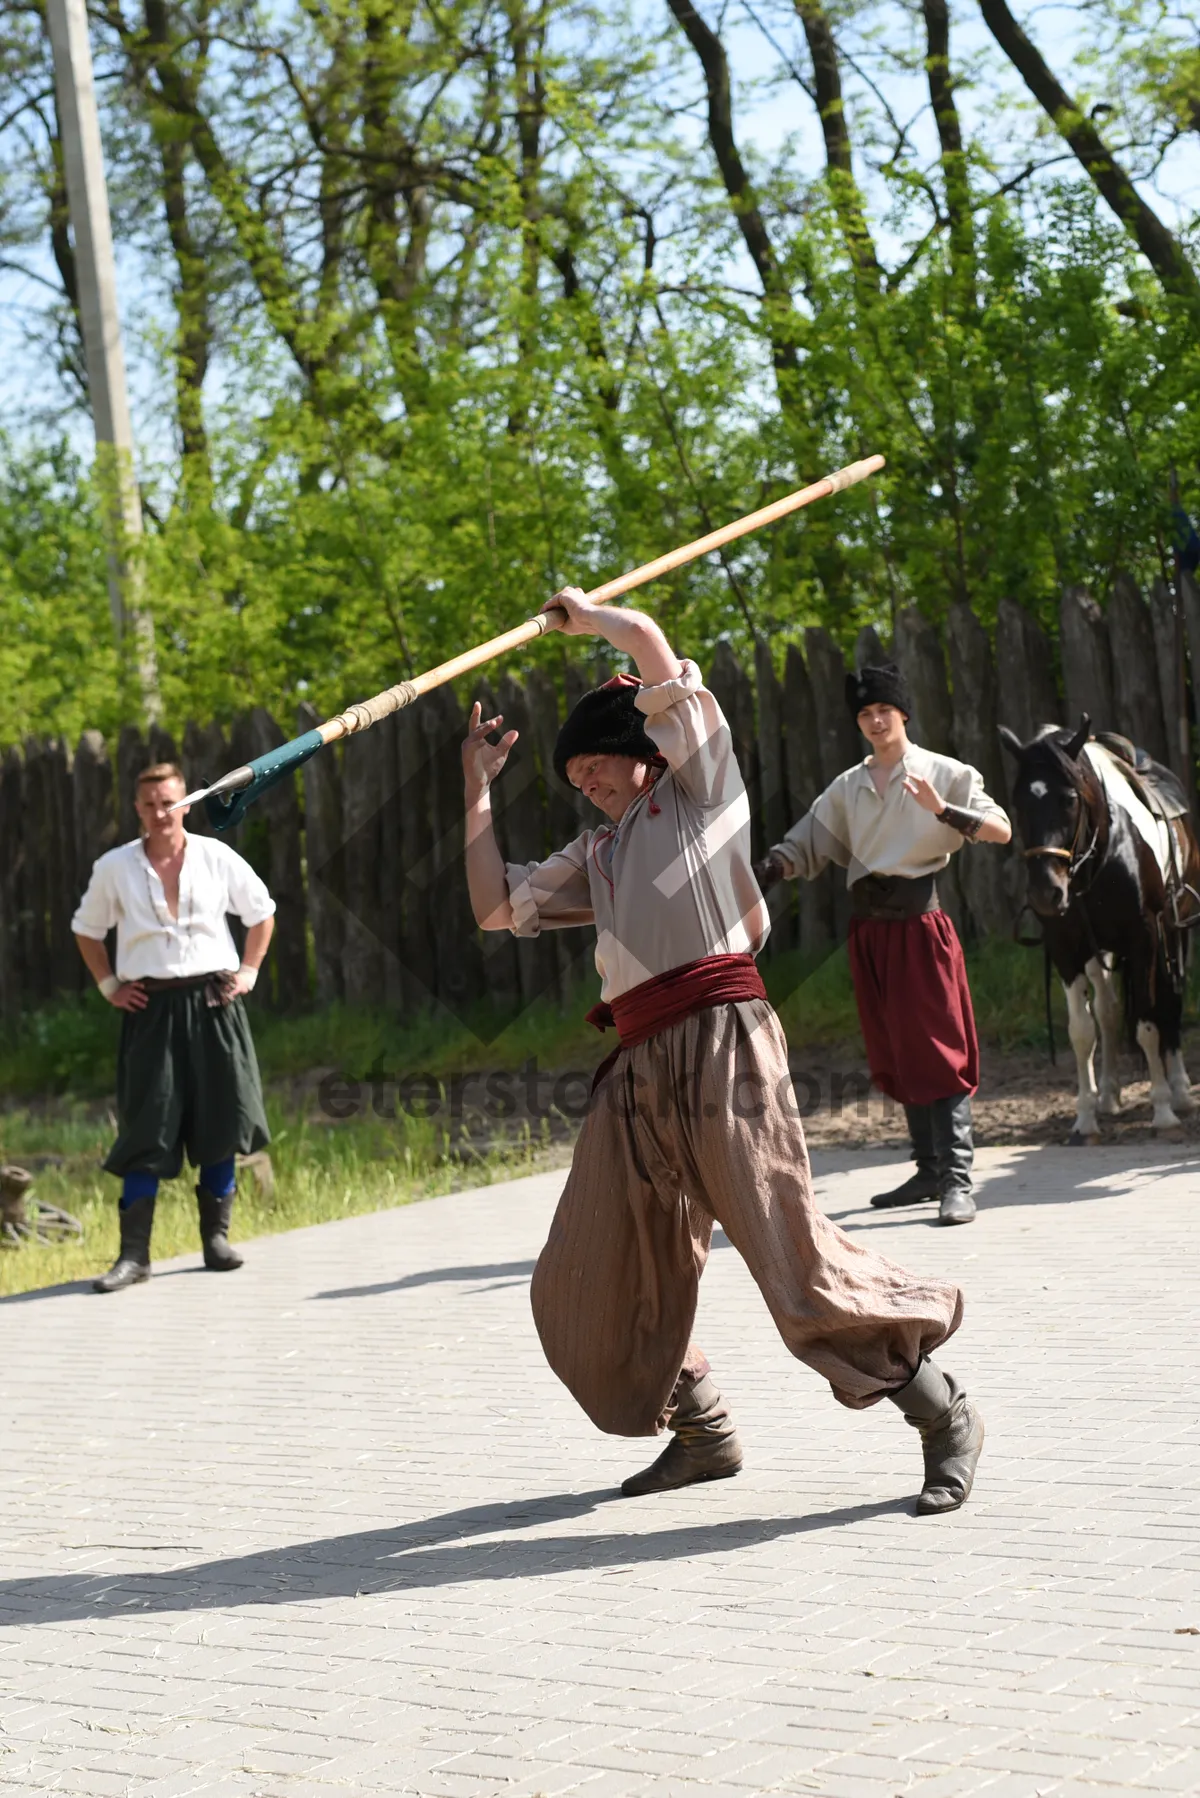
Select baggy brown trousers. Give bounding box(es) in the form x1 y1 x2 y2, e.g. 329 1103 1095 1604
531 1000 963 1437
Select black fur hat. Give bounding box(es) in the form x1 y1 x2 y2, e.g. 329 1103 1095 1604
553 674 660 785
844 661 914 723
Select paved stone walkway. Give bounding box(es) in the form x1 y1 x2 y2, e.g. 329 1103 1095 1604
2 1143 1200 1797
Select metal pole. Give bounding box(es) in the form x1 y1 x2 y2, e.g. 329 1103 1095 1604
45 0 161 719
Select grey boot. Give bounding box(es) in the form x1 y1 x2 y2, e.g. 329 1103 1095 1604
931 1094 976 1225
93 1196 155 1293
888 1357 984 1514
621 1373 743 1497
196 1187 244 1272
871 1104 939 1208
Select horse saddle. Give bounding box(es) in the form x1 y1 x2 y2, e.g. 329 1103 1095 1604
1093 731 1191 822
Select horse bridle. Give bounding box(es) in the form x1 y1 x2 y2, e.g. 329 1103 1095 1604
1020 770 1103 891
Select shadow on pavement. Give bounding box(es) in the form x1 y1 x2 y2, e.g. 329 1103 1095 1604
0 1490 912 1626
0 1278 96 1307
823 1141 1200 1231
313 1259 538 1300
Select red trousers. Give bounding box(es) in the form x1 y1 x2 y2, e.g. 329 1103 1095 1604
847 910 978 1106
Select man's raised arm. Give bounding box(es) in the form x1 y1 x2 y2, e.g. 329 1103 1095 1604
545 589 683 685
463 701 518 931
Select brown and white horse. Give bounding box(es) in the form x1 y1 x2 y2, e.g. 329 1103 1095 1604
1000 718 1200 1139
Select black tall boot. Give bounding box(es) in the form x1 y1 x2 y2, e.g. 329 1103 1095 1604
888 1357 984 1514
620 1373 743 1496
871 1104 939 1208
93 1196 155 1293
931 1093 975 1224
196 1186 244 1271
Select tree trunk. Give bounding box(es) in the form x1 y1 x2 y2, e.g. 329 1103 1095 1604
978 0 1200 323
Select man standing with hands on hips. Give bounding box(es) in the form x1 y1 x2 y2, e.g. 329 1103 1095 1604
756 663 1011 1226
73 763 275 1292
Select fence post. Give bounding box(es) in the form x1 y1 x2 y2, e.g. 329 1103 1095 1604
498 672 561 1014
338 724 386 1008
1109 573 1168 761
995 598 1061 751
854 624 889 669
471 678 522 1024
783 642 836 955
115 724 149 844
894 606 954 753
241 710 308 1009
73 729 116 890
182 721 228 837
945 603 1015 936
296 703 344 1007
1148 578 1196 804
0 748 25 1014
1060 585 1114 731
45 737 79 990
892 608 968 933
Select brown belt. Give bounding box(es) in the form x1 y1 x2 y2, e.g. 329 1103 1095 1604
849 873 940 920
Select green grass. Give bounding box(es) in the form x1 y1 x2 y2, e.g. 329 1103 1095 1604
0 1094 558 1297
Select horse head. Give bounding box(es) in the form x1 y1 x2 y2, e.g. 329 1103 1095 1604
999 716 1104 918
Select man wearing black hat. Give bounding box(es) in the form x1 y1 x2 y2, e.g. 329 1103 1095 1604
462 602 984 1517
756 663 1011 1225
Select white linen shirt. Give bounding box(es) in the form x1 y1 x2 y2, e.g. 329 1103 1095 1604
504 660 770 1002
71 833 276 980
770 743 1007 886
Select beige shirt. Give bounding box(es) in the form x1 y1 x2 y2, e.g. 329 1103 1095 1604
771 743 1007 886
505 660 770 1001
72 833 276 980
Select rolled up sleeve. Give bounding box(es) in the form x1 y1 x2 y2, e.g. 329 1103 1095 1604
505 836 594 937
772 782 852 879
636 660 741 810
946 762 1009 827
71 859 117 940
222 847 276 927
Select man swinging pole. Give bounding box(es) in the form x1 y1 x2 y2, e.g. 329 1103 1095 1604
463 595 984 1513
756 663 1012 1226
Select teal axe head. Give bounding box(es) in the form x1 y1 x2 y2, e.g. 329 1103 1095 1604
203 728 326 831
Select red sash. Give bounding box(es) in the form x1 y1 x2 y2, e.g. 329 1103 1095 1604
586 954 766 1087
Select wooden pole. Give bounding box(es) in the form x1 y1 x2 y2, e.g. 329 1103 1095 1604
319 455 886 745
180 454 886 819
45 0 161 720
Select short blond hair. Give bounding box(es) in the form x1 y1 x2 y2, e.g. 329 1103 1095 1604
137 762 185 789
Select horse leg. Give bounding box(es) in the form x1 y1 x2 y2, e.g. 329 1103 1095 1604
1088 957 1122 1117
1064 973 1101 1142
1166 1047 1194 1115
1156 925 1194 1115
1134 1018 1181 1131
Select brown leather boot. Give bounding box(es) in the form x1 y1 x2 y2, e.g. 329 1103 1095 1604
888 1357 984 1514
620 1373 743 1496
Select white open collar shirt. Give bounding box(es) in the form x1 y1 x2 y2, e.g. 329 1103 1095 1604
71 833 276 981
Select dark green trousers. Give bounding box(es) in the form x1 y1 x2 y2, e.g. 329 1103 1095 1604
104 984 270 1179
